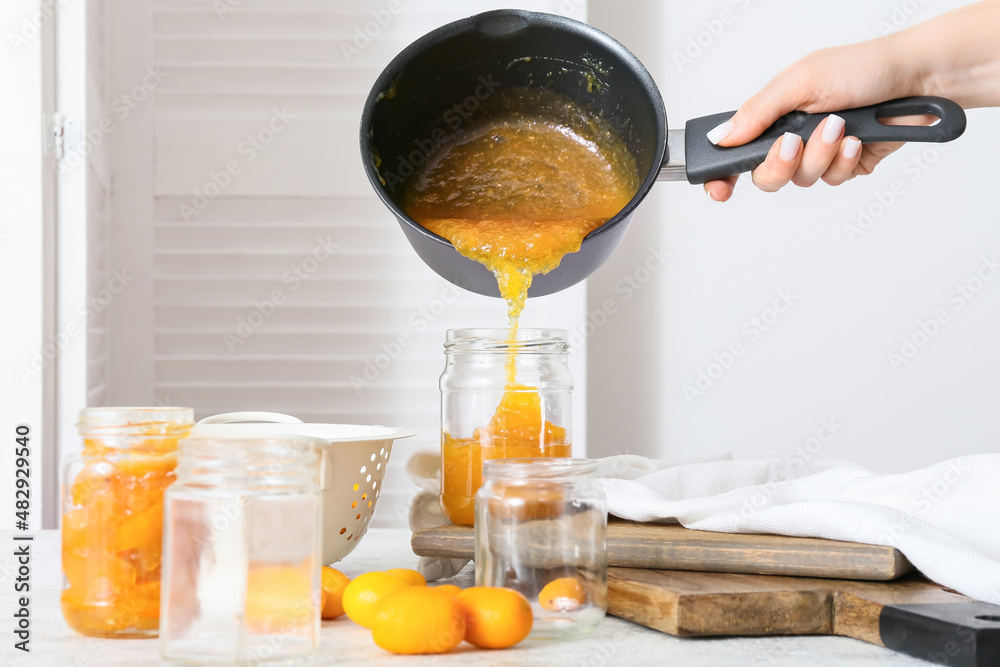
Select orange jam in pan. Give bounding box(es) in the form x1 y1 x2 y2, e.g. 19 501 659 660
404 87 639 322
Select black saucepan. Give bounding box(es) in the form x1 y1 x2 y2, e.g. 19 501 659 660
360 9 966 298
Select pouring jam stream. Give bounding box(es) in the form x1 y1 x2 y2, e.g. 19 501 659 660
404 87 638 525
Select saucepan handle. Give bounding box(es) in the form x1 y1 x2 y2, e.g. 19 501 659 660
678 96 966 185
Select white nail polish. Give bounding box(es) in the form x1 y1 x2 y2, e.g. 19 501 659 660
706 120 734 145
821 114 845 144
843 137 862 159
778 132 802 161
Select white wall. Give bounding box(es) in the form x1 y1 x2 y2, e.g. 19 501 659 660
587 0 999 471
0 0 51 530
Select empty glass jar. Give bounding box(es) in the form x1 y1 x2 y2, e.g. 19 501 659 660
160 435 322 664
440 328 573 525
60 407 194 637
475 458 607 639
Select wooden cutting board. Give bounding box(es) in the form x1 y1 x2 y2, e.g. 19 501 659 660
411 519 913 580
608 568 1000 667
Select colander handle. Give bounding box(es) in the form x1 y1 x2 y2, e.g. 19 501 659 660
197 411 305 425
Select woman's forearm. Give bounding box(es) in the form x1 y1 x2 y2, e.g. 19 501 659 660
703 0 1000 201
893 0 1000 108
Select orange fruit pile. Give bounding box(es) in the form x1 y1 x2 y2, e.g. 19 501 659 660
242 564 537 655
339 567 533 655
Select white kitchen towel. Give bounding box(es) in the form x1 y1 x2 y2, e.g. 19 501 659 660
407 450 1000 604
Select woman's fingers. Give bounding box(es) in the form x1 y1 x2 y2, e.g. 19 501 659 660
704 176 739 202
750 132 803 192
752 114 848 191
710 71 811 148
701 109 926 199
705 133 887 197
821 136 864 185
792 114 845 186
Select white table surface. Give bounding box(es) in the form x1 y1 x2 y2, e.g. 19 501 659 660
0 528 934 666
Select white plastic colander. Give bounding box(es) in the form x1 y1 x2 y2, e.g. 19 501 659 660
190 412 415 564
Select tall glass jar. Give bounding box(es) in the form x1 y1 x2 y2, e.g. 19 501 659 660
160 435 322 664
60 407 194 637
440 328 573 526
475 458 607 639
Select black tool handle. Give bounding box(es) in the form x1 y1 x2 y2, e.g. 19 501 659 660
879 601 1000 666
682 96 966 185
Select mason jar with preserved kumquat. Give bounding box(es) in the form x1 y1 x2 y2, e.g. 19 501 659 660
60 407 193 637
439 329 572 526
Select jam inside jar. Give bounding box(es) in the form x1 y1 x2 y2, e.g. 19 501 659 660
60 407 193 637
440 329 572 525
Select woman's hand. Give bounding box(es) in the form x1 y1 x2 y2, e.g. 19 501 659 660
703 0 1000 202
703 39 918 202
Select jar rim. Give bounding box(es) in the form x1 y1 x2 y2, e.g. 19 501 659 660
445 328 568 352
176 435 320 488
483 457 596 479
77 406 194 435
179 435 321 461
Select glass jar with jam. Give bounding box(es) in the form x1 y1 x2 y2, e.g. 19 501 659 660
439 328 572 526
475 457 608 639
60 407 194 637
160 435 322 664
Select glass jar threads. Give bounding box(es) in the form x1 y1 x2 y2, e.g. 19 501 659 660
440 328 573 525
160 435 322 664
60 407 194 637
475 458 607 639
